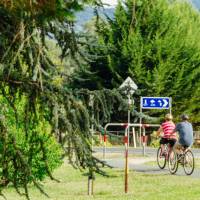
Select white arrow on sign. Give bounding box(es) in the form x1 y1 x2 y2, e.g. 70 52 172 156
119 77 138 94
163 99 168 107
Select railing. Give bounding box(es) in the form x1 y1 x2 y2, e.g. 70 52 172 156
103 123 160 194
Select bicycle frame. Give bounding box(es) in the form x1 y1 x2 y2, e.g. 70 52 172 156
168 148 194 175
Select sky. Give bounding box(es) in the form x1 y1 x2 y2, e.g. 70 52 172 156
102 0 118 7
101 0 200 9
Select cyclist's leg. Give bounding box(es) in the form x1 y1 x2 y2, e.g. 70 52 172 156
168 139 177 159
182 145 190 163
173 141 182 154
160 138 167 155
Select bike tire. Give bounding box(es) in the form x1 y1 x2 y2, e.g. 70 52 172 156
168 150 178 174
183 150 194 175
157 147 166 169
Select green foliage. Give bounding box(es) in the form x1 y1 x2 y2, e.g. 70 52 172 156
0 95 63 196
150 132 160 148
0 0 122 199
84 0 200 125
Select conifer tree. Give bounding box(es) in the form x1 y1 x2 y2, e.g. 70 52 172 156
0 1 129 199
83 0 200 125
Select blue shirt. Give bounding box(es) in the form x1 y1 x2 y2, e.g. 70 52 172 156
174 121 193 147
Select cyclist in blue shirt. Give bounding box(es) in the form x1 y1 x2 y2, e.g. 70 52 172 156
173 114 194 150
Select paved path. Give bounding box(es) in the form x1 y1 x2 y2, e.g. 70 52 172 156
105 157 200 177
94 146 200 158
94 147 200 177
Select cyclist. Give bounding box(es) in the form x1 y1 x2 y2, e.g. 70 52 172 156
173 114 194 152
157 114 177 157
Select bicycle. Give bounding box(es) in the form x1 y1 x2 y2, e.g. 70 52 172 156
157 143 170 169
168 147 195 175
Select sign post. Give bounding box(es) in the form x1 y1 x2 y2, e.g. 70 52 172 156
119 77 137 194
139 97 172 155
120 77 138 147
141 97 171 110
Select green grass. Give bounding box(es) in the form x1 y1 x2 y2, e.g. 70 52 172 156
1 159 200 200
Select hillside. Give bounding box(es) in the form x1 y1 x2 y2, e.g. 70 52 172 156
75 0 200 31
75 7 114 31
191 0 200 9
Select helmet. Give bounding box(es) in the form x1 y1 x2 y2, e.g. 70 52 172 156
181 114 189 120
165 113 173 121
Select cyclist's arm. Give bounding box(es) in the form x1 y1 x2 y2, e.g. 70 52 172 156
169 123 179 139
156 126 163 137
169 132 178 139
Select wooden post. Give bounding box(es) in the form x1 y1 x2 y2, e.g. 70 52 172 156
88 172 94 195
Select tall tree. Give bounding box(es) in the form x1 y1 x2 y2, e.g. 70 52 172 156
82 0 200 124
0 0 129 199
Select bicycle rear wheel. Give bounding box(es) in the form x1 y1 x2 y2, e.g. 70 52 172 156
183 150 194 175
168 150 178 174
157 147 166 169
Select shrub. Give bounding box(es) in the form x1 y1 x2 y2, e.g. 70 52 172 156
0 96 63 185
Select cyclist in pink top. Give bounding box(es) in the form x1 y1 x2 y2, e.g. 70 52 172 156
157 114 177 156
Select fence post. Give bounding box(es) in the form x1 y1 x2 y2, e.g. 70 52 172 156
103 131 107 160
142 127 146 156
132 127 136 148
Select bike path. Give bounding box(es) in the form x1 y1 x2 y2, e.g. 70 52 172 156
94 147 200 158
105 157 200 177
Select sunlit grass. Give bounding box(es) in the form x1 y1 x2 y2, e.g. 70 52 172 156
0 158 200 200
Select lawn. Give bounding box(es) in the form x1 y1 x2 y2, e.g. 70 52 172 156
1 157 200 200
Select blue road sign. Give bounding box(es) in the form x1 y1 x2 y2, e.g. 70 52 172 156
141 97 171 109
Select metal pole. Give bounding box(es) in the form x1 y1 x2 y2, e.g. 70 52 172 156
103 133 106 160
125 93 131 193
132 127 136 148
169 97 172 115
139 97 142 147
103 123 125 159
142 127 146 156
124 126 129 193
103 123 160 193
128 94 131 147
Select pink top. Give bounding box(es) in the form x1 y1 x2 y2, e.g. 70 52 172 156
161 121 176 139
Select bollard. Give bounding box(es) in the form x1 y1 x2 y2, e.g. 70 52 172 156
88 170 95 196
142 127 146 156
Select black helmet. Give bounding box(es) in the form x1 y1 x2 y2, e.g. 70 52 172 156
181 114 189 120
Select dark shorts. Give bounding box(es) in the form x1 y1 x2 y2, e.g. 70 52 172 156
160 138 177 147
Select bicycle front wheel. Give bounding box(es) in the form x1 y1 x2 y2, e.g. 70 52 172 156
183 150 194 175
157 147 166 169
168 150 178 174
